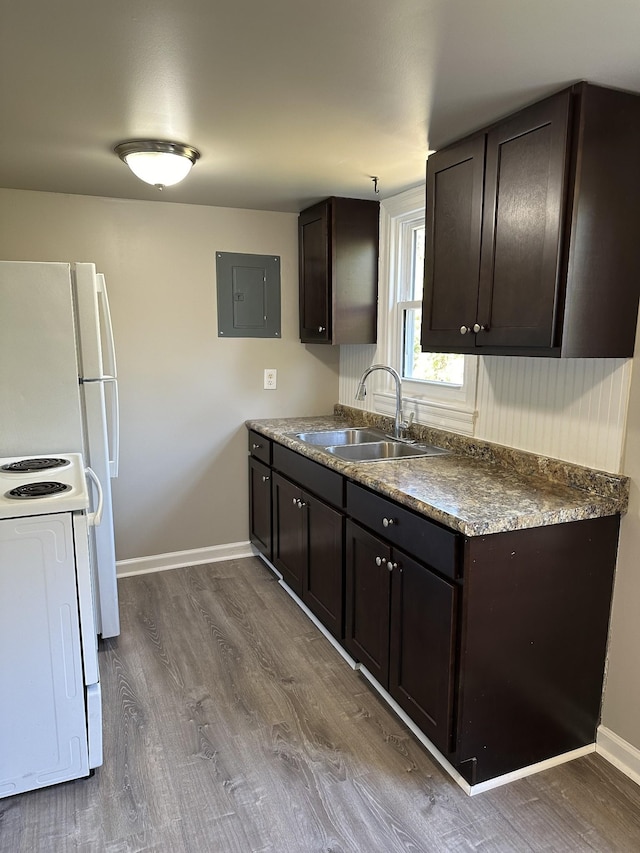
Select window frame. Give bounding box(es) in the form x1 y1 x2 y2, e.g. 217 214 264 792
374 185 477 434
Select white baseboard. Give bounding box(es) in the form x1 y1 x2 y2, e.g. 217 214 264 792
597 726 640 787
116 541 255 578
357 665 595 796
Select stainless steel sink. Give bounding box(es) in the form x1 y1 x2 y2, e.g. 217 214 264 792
324 441 449 462
292 427 386 446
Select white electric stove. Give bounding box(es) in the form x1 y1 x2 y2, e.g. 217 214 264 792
0 453 91 518
0 452 103 798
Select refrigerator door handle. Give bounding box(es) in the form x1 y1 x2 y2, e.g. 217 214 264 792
85 466 104 527
96 273 118 379
101 376 120 478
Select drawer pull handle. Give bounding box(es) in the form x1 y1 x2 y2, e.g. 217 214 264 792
375 556 387 567
382 517 395 528
262 475 270 483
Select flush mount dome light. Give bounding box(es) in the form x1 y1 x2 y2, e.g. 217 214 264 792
114 140 200 189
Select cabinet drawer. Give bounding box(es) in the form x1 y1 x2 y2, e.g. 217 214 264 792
248 430 272 465
273 443 344 509
346 482 460 580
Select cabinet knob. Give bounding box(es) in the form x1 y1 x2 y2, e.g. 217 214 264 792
292 497 298 506
473 323 487 333
252 443 262 449
382 517 395 528
297 499 307 509
318 325 326 333
375 556 387 567
460 325 471 335
388 561 398 573
261 475 270 483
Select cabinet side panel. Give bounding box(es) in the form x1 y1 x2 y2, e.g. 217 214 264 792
331 198 379 345
562 84 640 357
299 202 330 343
457 515 619 784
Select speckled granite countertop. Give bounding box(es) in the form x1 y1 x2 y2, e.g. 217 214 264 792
245 407 629 537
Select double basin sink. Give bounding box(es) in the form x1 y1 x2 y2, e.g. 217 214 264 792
291 427 449 463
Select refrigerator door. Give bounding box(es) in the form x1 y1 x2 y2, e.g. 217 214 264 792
81 380 120 638
0 261 84 456
73 264 120 638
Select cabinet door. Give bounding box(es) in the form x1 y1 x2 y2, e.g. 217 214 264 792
299 201 330 343
345 520 391 687
248 457 272 560
477 90 571 348
389 551 458 755
304 493 344 640
272 473 305 596
422 135 485 350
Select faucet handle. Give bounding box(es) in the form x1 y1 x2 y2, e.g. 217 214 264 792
397 411 414 439
401 411 414 429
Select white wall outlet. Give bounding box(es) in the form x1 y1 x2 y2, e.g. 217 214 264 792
264 368 277 390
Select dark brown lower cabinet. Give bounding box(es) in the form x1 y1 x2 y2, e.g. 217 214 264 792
344 521 391 684
389 549 457 756
250 431 622 787
272 472 305 596
248 456 272 560
273 471 344 640
345 520 457 755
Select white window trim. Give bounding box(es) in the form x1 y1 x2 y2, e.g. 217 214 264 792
375 185 478 435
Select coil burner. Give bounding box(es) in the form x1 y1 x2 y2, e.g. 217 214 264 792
6 481 72 499
1 457 71 474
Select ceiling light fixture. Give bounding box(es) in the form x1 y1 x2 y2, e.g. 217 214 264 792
114 140 200 190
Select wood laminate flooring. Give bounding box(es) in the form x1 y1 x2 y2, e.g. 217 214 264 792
2 557 640 852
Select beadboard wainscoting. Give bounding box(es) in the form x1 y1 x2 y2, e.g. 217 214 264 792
340 347 632 473
339 344 378 408
475 357 631 473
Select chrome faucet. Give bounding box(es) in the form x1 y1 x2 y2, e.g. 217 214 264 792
354 364 414 440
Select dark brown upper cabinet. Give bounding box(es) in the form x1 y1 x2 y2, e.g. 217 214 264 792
422 82 640 357
299 197 379 344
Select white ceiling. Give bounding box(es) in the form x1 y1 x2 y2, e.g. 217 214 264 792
2 0 640 213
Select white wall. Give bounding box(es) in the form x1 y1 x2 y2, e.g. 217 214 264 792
601 316 640 750
0 188 339 562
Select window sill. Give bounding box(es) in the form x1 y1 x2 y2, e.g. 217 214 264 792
373 391 477 436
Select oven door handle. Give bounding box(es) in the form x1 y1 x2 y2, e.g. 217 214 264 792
85 466 104 527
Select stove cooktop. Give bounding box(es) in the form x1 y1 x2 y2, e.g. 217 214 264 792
0 453 90 519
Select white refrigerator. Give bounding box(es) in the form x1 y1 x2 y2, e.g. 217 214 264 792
0 261 120 637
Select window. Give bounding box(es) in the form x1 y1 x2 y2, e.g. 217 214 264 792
375 185 477 433
397 221 465 386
